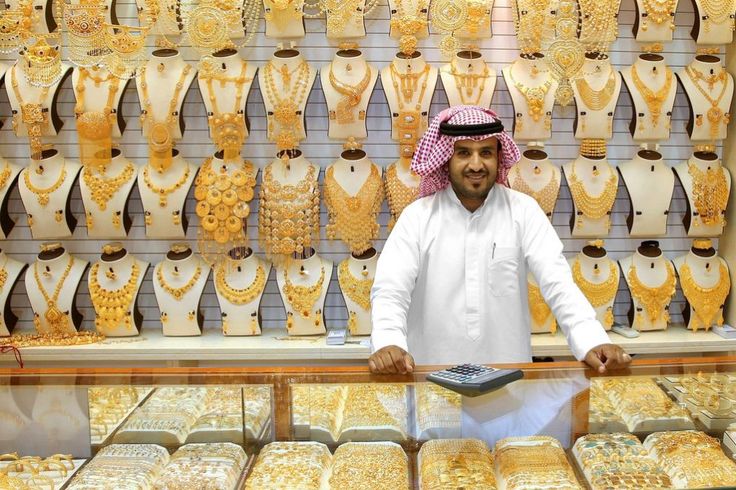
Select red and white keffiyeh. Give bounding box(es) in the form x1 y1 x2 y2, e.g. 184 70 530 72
411 105 521 197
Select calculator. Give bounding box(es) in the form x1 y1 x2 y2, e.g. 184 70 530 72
427 364 524 397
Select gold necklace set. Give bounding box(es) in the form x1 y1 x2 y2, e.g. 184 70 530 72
511 164 559 217
679 258 730 331
640 0 677 31
508 63 553 132
258 163 321 258
568 160 618 230
11 65 50 160
630 64 673 129
325 164 384 255
627 260 676 324
139 64 192 173
449 59 490 106
575 69 616 112
511 0 553 55
82 162 136 230
390 0 429 55
384 162 419 230
700 0 736 32
686 65 731 142
33 255 75 335
687 161 729 227
283 265 325 319
89 261 141 334
264 0 303 32
215 262 266 305
390 62 430 160
527 282 557 333
328 62 372 124
263 60 311 151
23 161 67 207
156 263 203 301
338 259 372 311
572 259 618 329
75 67 120 169
142 162 191 209
578 0 620 54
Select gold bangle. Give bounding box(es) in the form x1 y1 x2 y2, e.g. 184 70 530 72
169 242 191 254
692 238 713 250
39 241 63 253
101 242 124 255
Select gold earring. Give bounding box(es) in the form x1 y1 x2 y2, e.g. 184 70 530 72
55 210 63 223
250 316 258 335
112 212 121 229
286 312 293 330
348 311 357 334
105 268 116 281
86 211 94 230
145 212 152 226
172 211 181 225
222 318 229 335
28 214 34 227
187 311 195 321
161 312 168 324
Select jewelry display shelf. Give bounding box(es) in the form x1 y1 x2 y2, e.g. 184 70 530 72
89 388 156 448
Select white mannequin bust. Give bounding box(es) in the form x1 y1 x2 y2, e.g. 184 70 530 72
26 243 88 335
259 49 317 151
338 249 377 336
568 242 619 331
632 0 678 43
382 52 438 160
18 150 82 239
502 54 558 144
326 0 368 39
617 149 674 237
673 150 731 237
620 54 677 142
678 55 734 144
619 241 675 331
72 65 127 140
153 244 211 337
572 55 621 141
562 153 618 238
263 0 306 38
507 148 560 220
322 49 378 140
0 157 23 239
691 0 736 45
384 157 420 229
88 243 149 337
214 247 271 336
527 272 556 334
137 149 196 239
276 248 331 335
0 249 26 336
80 149 137 239
673 240 730 332
440 50 496 109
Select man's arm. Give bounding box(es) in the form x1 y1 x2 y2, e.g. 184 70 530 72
369 208 421 373
520 199 630 372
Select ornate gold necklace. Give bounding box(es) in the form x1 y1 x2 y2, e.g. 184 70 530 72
512 0 553 55
679 259 730 331
390 0 429 55
156 263 202 300
384 162 419 230
568 160 618 229
572 259 618 329
33 255 75 335
0 256 8 293
685 65 731 142
11 65 50 160
630 64 673 127
511 164 559 217
575 69 616 111
283 266 325 318
0 162 12 191
23 161 67 207
215 262 266 305
89 261 141 333
263 0 303 31
687 161 729 227
627 260 676 323
390 62 430 160
449 59 490 106
75 67 120 169
527 282 557 333
324 164 383 255
507 64 553 123
328 62 372 124
641 0 676 30
142 163 191 208
262 60 310 151
82 162 136 211
578 0 619 53
700 0 736 30
338 260 372 311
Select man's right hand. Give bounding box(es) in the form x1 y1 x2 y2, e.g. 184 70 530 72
368 346 415 374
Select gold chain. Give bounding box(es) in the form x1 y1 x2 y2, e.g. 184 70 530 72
630 64 673 127
214 262 266 305
687 161 729 227
390 0 429 55
627 261 676 323
328 62 372 124
641 0 676 29
527 282 556 333
142 163 191 208
338 259 372 311
33 255 75 335
89 261 141 333
701 0 736 27
23 161 67 207
511 164 559 216
568 160 618 227
679 260 730 331
572 259 618 329
384 162 419 230
449 59 490 106
685 65 731 141
75 67 120 169
262 60 310 150
82 163 135 211
507 64 553 122
575 69 616 111
156 263 202 300
283 266 325 318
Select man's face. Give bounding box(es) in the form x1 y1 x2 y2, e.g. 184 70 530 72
447 137 499 202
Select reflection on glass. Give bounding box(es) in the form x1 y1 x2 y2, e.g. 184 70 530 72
658 373 736 429
88 386 154 445
243 385 272 443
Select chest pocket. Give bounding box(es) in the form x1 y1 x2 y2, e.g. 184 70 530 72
488 246 521 297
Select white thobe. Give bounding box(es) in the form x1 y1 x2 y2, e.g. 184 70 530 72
370 184 611 364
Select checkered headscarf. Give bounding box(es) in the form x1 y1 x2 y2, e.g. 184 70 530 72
411 106 521 197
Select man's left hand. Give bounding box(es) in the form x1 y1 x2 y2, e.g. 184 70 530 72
584 344 632 374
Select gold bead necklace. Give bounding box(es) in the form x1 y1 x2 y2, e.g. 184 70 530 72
575 68 616 111
511 0 553 55
82 162 136 211
338 259 372 311
390 62 430 160
33 255 75 335
687 161 729 227
89 261 141 333
23 160 67 207
685 65 731 142
384 162 419 230
11 65 50 160
567 160 618 229
75 67 120 169
627 260 676 323
700 0 736 31
630 64 673 127
156 263 202 300
390 0 429 55
527 281 557 333
507 63 553 123
215 262 266 305
142 162 191 208
578 0 620 54
328 61 372 124
262 59 310 151
572 258 618 329
511 164 559 217
449 59 490 106
641 0 676 31
324 164 383 255
679 259 730 331
283 265 325 318
263 0 303 31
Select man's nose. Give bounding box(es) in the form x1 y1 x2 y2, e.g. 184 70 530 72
468 152 484 171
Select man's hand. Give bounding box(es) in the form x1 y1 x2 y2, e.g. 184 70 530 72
584 344 632 374
368 346 415 374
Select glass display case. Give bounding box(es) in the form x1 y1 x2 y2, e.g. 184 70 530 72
1 357 736 488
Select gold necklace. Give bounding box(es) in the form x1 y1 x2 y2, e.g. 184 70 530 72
572 259 618 329
700 0 736 30
283 266 325 318
262 60 310 151
527 282 557 333
215 262 266 305
156 263 202 300
512 0 553 54
263 0 303 31
641 0 676 30
390 63 430 160
685 65 731 142
0 256 8 293
390 0 429 55
578 0 619 53
23 161 67 206
324 164 383 255
33 255 75 335
680 259 730 331
567 160 618 229
630 64 673 127
449 59 490 106
75 67 120 169
338 260 372 311
384 162 419 230
89 261 141 333
142 163 191 208
0 162 12 191
507 64 553 122
82 162 136 211
511 164 559 216
575 69 616 111
11 65 50 160
328 62 372 124
627 260 676 323
687 161 729 227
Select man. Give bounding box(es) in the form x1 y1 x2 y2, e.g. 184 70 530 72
369 106 631 374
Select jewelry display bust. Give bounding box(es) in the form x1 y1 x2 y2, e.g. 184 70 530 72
263 0 306 39
572 54 621 141
617 149 674 237
325 0 370 39
619 241 676 332
568 241 619 331
562 151 618 238
508 148 560 221
214 247 271 336
153 243 211 337
337 248 377 336
678 55 734 144
384 156 419 230
440 50 496 109
26 242 88 335
88 243 148 337
690 0 736 45
673 150 731 237
18 149 81 239
322 49 378 140
0 249 26 336
621 54 677 142
527 272 556 334
276 248 331 336
0 156 22 239
632 0 679 43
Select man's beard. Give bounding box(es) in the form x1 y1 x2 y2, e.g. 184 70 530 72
450 170 495 200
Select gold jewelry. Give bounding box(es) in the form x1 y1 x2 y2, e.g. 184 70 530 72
572 259 618 329
641 0 676 31
262 59 310 151
263 0 303 32
688 161 729 227
89 261 141 333
507 63 553 123
23 161 67 207
338 259 372 311
693 238 713 249
0 162 12 193
75 67 121 169
33 255 75 335
511 164 559 216
138 64 192 172
215 262 266 305
680 259 730 331
283 266 325 318
325 164 383 254
527 281 557 333
700 0 736 32
390 0 429 55
0 0 30 54
21 36 62 88
575 69 616 111
82 162 135 211
328 62 372 124
685 65 731 142
390 62 430 160
384 162 419 230
511 0 554 55
449 59 490 106
578 0 619 55
580 138 607 158
142 162 191 208
430 0 468 58
11 65 50 160
102 23 150 79
630 63 673 128
156 263 202 300
627 260 676 324
568 160 618 229
64 0 106 67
